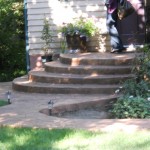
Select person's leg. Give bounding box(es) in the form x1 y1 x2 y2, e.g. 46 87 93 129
106 9 124 52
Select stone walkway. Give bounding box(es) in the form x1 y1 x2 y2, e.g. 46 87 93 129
0 82 149 132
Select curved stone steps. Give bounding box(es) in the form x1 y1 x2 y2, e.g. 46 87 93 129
59 53 136 66
29 70 134 84
13 52 137 94
12 76 120 94
45 61 133 75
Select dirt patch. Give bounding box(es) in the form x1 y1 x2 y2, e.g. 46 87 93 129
40 107 113 119
57 109 111 119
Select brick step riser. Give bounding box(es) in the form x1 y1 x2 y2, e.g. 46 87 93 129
29 75 133 85
12 84 118 94
45 66 132 75
60 57 134 66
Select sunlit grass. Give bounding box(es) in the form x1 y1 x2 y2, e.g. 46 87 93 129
0 99 8 107
0 127 149 150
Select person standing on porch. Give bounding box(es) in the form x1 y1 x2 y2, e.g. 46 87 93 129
105 0 126 53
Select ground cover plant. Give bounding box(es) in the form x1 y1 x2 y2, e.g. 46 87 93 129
0 99 8 107
0 127 150 150
111 45 150 118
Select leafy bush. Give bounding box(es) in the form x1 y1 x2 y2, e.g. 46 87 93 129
0 0 26 81
0 99 8 107
111 96 150 118
41 17 53 55
134 45 150 83
111 45 150 118
122 45 150 98
61 17 99 38
121 79 150 98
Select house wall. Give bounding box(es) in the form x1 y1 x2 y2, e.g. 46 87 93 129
26 0 110 69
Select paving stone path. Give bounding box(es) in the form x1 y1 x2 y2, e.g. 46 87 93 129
0 82 149 132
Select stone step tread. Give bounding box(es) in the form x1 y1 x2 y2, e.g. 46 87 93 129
45 61 133 69
40 94 119 115
60 52 137 60
44 61 133 75
29 70 134 79
13 76 121 88
39 93 119 115
60 52 138 65
50 94 118 106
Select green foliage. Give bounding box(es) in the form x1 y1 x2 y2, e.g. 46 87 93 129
112 45 150 118
41 17 53 55
122 79 150 98
61 17 99 37
111 96 150 118
122 45 150 98
0 0 26 81
60 37 67 53
134 45 150 82
0 99 8 107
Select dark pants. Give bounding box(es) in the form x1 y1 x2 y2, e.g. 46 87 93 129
106 9 124 50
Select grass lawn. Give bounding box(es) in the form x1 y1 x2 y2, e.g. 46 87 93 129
0 127 149 150
0 99 8 107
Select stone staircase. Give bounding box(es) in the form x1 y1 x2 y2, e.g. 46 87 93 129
12 52 137 115
12 52 135 95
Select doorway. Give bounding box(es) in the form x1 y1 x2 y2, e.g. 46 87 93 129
118 0 145 46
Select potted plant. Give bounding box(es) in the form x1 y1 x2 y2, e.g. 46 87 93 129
41 17 53 62
61 17 99 53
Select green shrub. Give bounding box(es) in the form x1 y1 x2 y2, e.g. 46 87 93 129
111 96 150 119
61 17 99 37
0 0 26 81
0 99 8 107
133 45 150 83
122 79 150 98
112 45 150 119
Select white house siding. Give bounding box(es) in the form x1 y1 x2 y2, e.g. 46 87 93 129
27 0 110 68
